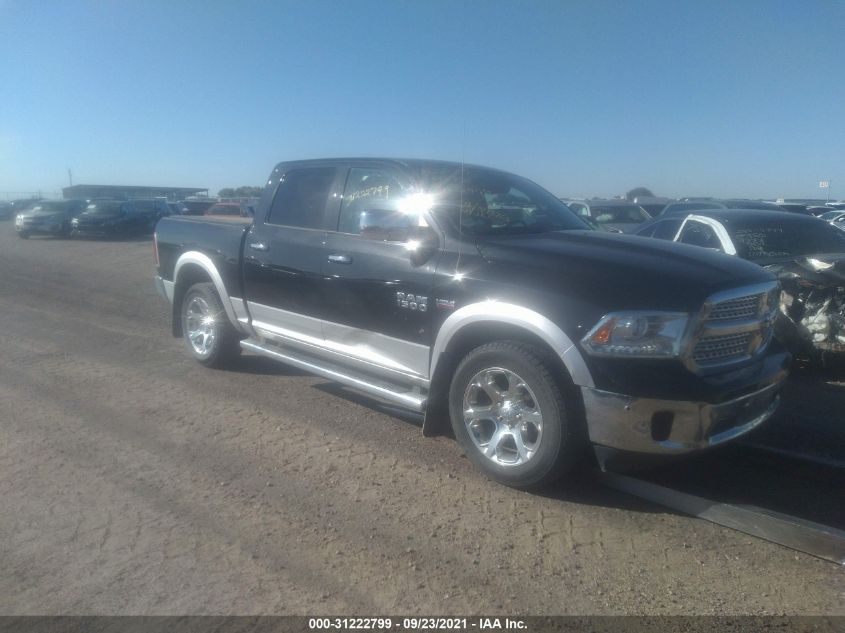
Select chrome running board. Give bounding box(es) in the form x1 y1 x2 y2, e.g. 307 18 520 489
240 338 427 412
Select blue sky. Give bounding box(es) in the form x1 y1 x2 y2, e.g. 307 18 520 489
1 0 843 200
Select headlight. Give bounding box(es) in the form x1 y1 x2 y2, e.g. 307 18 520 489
581 312 688 358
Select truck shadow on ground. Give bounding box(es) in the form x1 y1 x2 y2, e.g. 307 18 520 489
312 376 845 532
220 354 311 377
236 353 845 530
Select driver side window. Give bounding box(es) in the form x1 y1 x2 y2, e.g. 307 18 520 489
338 167 415 241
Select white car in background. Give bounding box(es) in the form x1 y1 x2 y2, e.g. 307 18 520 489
818 209 845 232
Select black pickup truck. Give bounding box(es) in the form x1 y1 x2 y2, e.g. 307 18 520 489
154 158 790 488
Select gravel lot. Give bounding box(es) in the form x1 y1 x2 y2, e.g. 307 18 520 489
0 225 842 615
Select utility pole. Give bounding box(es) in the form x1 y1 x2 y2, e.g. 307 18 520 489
68 169 73 187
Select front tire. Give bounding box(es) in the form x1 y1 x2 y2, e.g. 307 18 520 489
448 341 584 489
17 231 30 239
181 282 241 367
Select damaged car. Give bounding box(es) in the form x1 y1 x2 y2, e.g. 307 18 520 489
636 209 845 362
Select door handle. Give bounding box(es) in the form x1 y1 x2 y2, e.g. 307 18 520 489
327 253 352 264
249 242 269 252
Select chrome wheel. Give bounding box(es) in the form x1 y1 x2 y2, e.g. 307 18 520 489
463 367 544 467
184 296 217 357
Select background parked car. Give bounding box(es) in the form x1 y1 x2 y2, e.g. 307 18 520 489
0 201 12 220
770 202 813 215
71 200 148 238
180 198 218 215
818 209 845 231
632 215 686 240
15 199 88 239
564 199 651 232
659 201 724 216
129 199 171 230
203 202 249 217
638 208 845 361
660 199 787 215
168 202 187 216
631 195 673 217
9 198 44 216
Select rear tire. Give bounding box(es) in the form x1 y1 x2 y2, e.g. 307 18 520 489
448 341 584 489
181 282 241 368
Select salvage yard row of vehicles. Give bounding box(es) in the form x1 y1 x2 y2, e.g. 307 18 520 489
566 197 845 233
6 194 843 237
12 198 170 238
7 196 255 239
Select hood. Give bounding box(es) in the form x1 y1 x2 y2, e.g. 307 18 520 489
475 230 775 313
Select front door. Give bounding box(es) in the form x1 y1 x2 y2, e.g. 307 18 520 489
319 164 440 382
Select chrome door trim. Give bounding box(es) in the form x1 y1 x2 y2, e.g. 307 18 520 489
430 300 595 388
248 301 324 341
322 320 429 379
247 301 430 387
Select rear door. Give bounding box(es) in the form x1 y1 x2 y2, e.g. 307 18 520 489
319 163 439 381
242 163 345 342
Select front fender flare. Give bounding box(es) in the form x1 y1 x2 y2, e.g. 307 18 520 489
429 300 594 388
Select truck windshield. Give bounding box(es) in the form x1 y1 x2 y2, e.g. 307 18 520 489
421 167 590 236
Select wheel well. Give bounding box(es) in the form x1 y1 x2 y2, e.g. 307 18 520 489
171 264 213 337
423 322 584 436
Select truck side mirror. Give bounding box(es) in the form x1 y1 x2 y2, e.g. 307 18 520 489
407 224 439 266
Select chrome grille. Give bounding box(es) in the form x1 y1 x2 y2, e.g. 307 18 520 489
685 282 778 371
693 332 753 364
708 294 761 321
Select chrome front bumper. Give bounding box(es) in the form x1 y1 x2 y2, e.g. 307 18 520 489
581 380 783 455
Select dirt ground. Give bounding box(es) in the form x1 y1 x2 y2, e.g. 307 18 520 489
0 225 842 615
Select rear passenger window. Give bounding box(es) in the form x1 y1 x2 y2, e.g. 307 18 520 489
266 167 336 228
